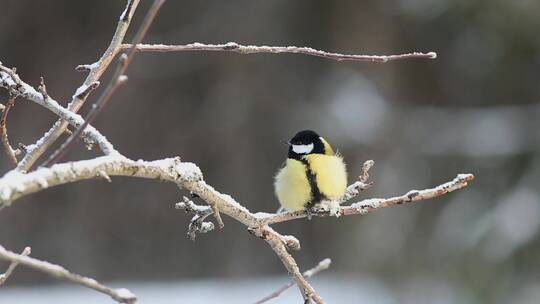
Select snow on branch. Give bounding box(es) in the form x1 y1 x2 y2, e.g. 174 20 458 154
0 152 472 303
122 42 437 62
0 155 170 205
0 245 136 303
0 154 322 301
14 0 142 172
0 65 117 162
42 0 167 167
260 171 475 226
176 196 215 240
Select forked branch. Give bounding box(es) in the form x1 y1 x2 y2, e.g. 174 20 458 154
250 226 322 303
15 0 142 171
0 245 136 303
0 64 117 158
43 0 167 167
0 246 31 285
254 258 332 304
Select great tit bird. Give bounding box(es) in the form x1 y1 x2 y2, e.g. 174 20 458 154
274 130 347 212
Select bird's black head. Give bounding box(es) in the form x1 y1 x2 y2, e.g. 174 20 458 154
287 130 325 160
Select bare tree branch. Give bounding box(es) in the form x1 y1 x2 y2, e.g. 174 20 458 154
43 0 167 167
0 246 31 285
0 245 136 303
250 226 323 303
260 173 475 226
0 64 117 158
0 153 473 303
0 95 18 166
0 158 472 228
254 258 332 304
0 3 465 303
15 0 142 172
122 42 437 63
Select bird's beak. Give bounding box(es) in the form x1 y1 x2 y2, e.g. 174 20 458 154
280 140 291 146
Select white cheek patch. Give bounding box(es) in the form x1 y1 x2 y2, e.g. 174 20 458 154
292 143 314 154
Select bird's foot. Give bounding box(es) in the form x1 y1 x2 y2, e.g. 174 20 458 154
305 206 315 220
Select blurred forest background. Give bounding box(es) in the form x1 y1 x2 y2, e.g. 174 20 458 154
1 0 540 303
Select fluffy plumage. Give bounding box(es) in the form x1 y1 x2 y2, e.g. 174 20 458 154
274 130 347 211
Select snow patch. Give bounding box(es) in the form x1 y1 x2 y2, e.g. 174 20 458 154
72 84 89 100
252 212 275 219
176 162 203 182
200 222 215 233
115 288 136 300
118 75 128 83
119 0 133 21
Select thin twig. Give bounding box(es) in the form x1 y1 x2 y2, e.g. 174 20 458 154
339 160 375 203
251 226 324 303
38 77 48 101
0 246 31 285
0 64 117 157
0 245 136 303
15 0 141 172
211 203 224 229
359 159 375 183
0 95 18 166
122 42 437 63
175 196 215 240
43 0 167 167
254 258 332 304
261 173 475 226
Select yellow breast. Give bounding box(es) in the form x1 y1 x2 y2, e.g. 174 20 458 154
274 154 348 211
274 159 311 211
305 154 347 200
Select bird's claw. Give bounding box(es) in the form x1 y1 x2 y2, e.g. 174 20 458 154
305 207 314 220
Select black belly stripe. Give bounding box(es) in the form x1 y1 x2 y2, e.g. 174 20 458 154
300 158 326 206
